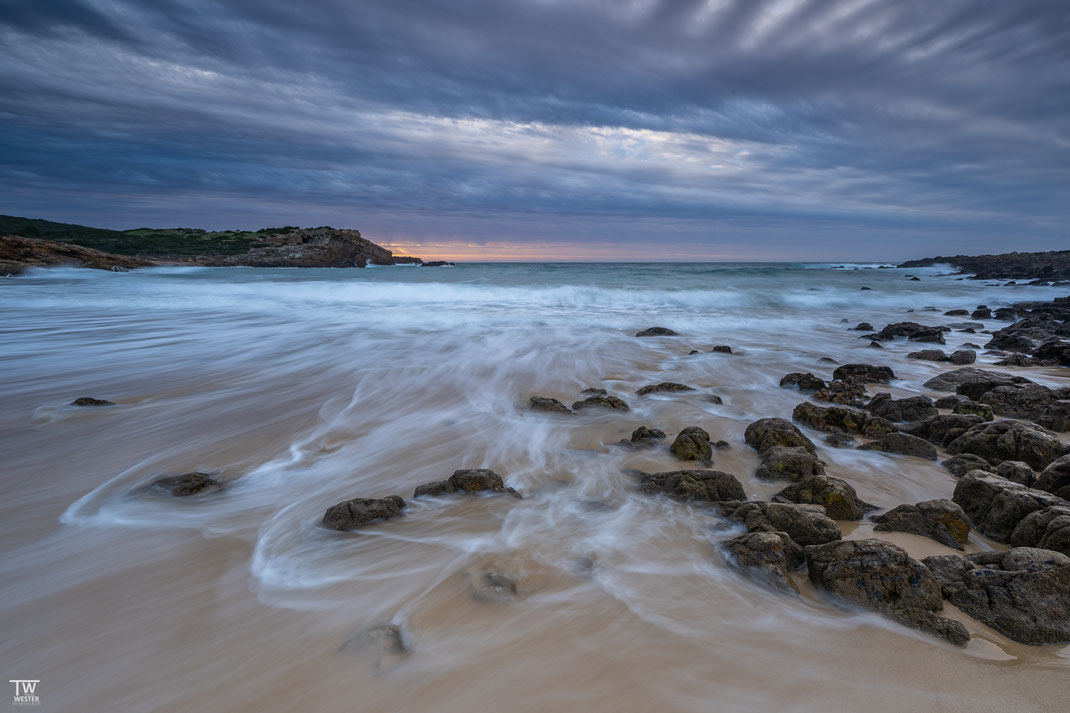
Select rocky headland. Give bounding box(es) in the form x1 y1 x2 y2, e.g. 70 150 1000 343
898 249 1070 282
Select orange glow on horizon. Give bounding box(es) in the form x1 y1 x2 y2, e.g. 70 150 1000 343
383 240 775 262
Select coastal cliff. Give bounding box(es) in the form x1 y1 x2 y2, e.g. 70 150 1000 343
0 234 153 275
898 250 1070 281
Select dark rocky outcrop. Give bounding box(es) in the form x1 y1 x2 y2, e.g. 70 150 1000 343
529 396 573 414
922 367 1022 394
978 383 1057 420
857 432 938 460
321 495 406 530
639 470 745 503
754 446 826 482
744 418 816 454
903 413 984 447
942 453 994 478
413 469 520 498
865 393 937 422
872 500 970 549
723 531 803 595
201 227 399 267
945 420 1066 471
724 501 841 547
71 397 115 407
868 322 949 344
1010 506 1070 557
952 471 1069 542
1034 454 1070 499
635 327 679 337
572 394 630 412
898 250 1070 280
792 402 893 437
949 349 976 365
669 426 713 463
805 539 969 645
923 548 1070 644
636 382 696 396
772 475 870 520
832 364 896 384
1 234 153 274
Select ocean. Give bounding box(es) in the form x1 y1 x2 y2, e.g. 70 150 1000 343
1 262 1067 712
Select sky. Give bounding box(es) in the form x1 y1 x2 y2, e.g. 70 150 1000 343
1 0 1068 261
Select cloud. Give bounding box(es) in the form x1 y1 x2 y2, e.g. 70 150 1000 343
0 0 1067 258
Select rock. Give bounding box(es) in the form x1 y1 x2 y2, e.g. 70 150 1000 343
865 393 937 422
755 446 826 482
944 309 969 316
857 433 938 460
773 475 869 520
922 367 1019 393
669 426 713 463
470 571 518 603
871 321 949 344
922 548 1070 644
779 372 828 392
832 364 895 384
147 472 222 497
792 402 885 435
724 501 841 547
984 333 1034 352
0 234 154 272
1010 507 1070 557
197 226 398 267
581 387 607 396
951 471 1069 542
1034 454 1070 499
636 382 696 396
868 341 884 349
907 349 949 362
413 469 519 498
744 418 816 454
617 426 666 449
340 623 410 667
948 350 976 365
529 396 573 414
805 539 969 645
636 327 679 337
572 394 630 412
898 251 1070 281
978 383 1056 419
812 379 867 407
951 400 993 420
723 532 803 595
71 397 115 406
824 432 856 448
903 413 984 447
942 454 995 478
714 440 731 450
321 495 406 530
708 394 725 405
872 500 970 549
853 322 874 331
639 470 745 503
1033 339 1070 366
710 345 733 353
946 420 1065 470
1036 401 1070 432
934 394 968 409
972 307 992 319
996 460 1036 486
421 261 454 267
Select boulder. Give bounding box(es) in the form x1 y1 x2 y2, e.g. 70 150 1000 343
669 426 713 463
529 396 572 414
1034 454 1070 499
572 394 630 412
723 532 803 595
922 367 1019 393
984 333 1034 352
853 322 874 331
824 432 856 448
724 501 841 547
754 446 826 482
636 327 679 337
948 350 977 365
639 470 745 503
903 413 984 447
321 495 406 531
1032 339 1070 366
806 539 969 645
617 426 666 449
832 364 896 384
413 469 519 498
813 379 868 407
907 349 949 362
978 383 1056 419
793 402 890 436
996 460 1036 487
148 472 222 497
581 387 607 396
934 394 969 409
744 418 816 454
1010 506 1070 557
922 548 1070 644
872 500 970 549
951 401 993 420
1036 401 1070 432
779 372 828 392
710 345 733 354
636 382 696 396
71 397 115 407
772 475 869 520
942 453 994 478
857 433 938 460
946 420 1065 470
865 393 937 422
951 471 1069 542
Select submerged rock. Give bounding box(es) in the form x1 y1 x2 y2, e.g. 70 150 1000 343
670 426 714 463
413 469 520 498
857 433 938 461
1010 506 1070 557
572 394 630 412
754 446 826 482
617 426 666 449
71 396 115 407
529 396 573 414
148 472 222 497
724 501 841 547
636 327 679 337
710 345 733 354
723 531 803 595
744 417 816 454
340 623 410 668
873 500 970 549
779 372 828 392
636 382 696 396
824 432 856 448
322 495 406 531
639 469 745 503
772 475 869 520
946 420 1065 471
952 471 1069 542
806 539 969 646
471 571 519 603
923 548 1070 644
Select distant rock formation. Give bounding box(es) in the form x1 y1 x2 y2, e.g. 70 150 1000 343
898 250 1070 281
0 234 152 275
190 227 397 268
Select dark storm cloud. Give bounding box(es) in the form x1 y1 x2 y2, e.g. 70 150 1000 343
0 0 1067 257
